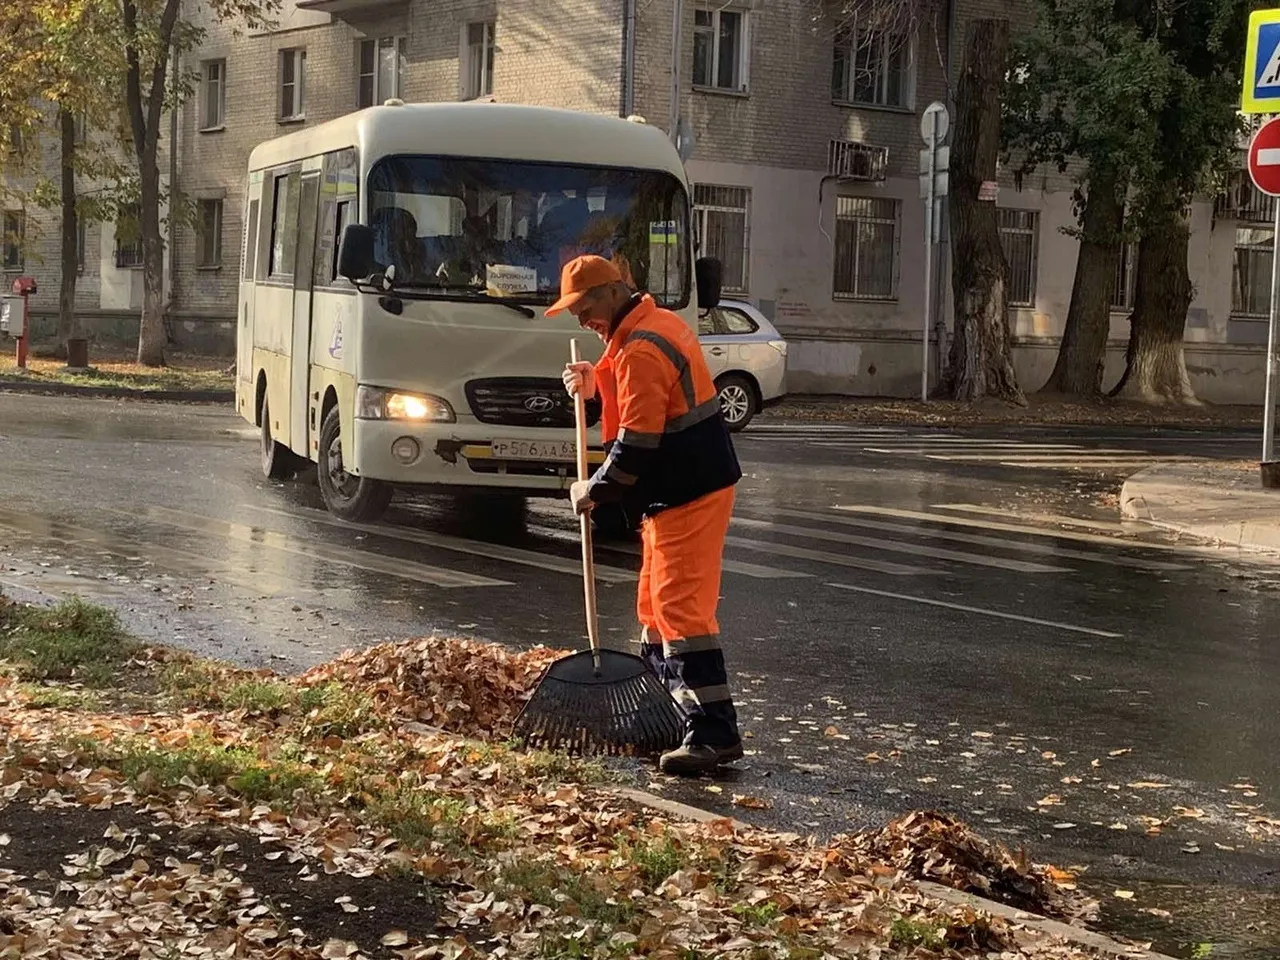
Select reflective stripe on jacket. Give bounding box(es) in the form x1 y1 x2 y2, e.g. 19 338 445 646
587 294 741 516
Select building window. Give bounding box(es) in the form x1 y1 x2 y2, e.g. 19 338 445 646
73 113 88 144
1233 225 1273 317
197 199 223 268
358 36 407 108
115 205 143 268
7 125 22 156
693 184 750 294
1111 241 1137 312
2 212 23 271
463 21 495 99
693 7 749 93
76 220 86 275
832 26 911 108
833 196 898 300
201 60 226 129
997 208 1039 307
279 48 307 120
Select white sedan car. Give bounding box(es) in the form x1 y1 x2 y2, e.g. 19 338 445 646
698 298 789 431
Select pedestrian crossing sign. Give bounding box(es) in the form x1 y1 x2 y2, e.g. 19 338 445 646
1243 8 1280 113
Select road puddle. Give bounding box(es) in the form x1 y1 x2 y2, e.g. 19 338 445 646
1084 876 1280 959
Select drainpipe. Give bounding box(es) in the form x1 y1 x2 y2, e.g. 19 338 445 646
621 0 637 117
934 0 958 381
669 0 683 142
167 44 179 339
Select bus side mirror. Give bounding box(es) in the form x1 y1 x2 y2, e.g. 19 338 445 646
338 223 376 282
695 257 722 310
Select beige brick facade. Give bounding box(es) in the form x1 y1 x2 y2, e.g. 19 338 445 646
3 0 1265 402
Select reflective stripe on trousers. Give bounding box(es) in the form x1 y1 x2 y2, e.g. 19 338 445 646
636 486 740 748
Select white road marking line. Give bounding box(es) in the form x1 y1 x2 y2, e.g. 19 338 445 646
986 458 1192 469
252 505 636 584
724 536 937 576
525 523 811 579
933 503 1142 534
769 508 1190 571
730 517 1071 574
858 445 1100 455
138 506 509 589
925 453 1191 463
833 505 1190 552
826 582 1124 638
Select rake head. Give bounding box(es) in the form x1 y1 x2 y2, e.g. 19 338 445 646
511 649 685 757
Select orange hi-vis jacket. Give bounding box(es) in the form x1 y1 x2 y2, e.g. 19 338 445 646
587 294 741 517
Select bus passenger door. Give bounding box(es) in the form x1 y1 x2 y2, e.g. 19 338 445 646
290 172 322 455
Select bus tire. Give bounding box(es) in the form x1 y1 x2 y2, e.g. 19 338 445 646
317 406 392 523
260 395 299 480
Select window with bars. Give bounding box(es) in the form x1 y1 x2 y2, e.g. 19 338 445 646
832 26 910 108
693 7 749 92
77 220 86 275
463 22 495 99
997 208 1039 306
693 184 749 294
197 199 223 268
358 36 407 108
1111 241 1137 312
833 196 898 300
1233 225 1273 317
2 212 23 271
115 204 143 269
201 60 226 129
279 48 307 120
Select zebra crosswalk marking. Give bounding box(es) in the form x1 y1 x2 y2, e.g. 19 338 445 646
833 505 1192 553
723 536 937 576
932 503 1142 534
729 517 1071 574
770 508 1191 571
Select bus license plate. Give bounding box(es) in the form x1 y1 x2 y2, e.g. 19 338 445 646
490 439 576 462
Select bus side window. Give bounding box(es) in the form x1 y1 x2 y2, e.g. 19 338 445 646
269 171 300 278
242 198 260 282
332 200 352 281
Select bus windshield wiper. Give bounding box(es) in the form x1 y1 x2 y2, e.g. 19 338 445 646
366 281 537 318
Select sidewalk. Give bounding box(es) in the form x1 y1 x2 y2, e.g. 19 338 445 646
1120 460 1280 554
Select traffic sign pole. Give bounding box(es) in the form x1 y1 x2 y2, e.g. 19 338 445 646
1266 193 1279 465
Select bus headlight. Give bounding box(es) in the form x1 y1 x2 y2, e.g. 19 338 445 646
355 385 455 422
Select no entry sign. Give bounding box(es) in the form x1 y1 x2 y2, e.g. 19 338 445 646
1249 116 1280 196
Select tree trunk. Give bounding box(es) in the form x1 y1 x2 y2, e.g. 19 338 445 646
1041 167 1126 397
57 107 80 362
136 159 166 367
942 18 1024 404
1110 198 1198 404
123 0 179 368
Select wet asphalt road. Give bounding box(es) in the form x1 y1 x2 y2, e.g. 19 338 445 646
0 395 1277 956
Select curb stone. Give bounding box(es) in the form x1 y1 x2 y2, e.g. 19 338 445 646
0 379 233 404
605 787 1177 960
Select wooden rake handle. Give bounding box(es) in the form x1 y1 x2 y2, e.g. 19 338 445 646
570 340 602 662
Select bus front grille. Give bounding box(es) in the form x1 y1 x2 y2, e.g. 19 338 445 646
465 378 601 429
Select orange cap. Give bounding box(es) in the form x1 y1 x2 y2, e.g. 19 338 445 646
544 255 623 316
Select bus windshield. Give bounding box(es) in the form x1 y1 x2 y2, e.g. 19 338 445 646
366 156 690 308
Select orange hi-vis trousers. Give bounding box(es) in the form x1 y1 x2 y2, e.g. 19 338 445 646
636 485 740 748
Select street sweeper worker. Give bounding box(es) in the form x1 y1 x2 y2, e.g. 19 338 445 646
547 254 744 777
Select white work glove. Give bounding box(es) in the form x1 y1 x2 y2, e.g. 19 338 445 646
562 361 597 401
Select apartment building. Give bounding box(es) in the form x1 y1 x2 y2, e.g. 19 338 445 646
2 0 1269 402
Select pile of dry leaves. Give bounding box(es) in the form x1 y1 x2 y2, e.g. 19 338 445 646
843 811 1093 921
0 631 1130 960
298 637 567 738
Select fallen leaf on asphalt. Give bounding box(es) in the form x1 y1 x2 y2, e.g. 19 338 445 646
1114 890 1135 900
1037 794 1064 807
381 931 410 946
321 940 358 959
1173 806 1205 819
1107 822 1128 831
1127 782 1172 790
1041 751 1057 760
731 794 773 810
1181 844 1201 854
0 833 8 846
704 784 723 794
1142 908 1173 919
972 731 993 739
1108 748 1132 757
1053 823 1077 830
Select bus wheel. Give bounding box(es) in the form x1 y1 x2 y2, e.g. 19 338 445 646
260 395 298 480
317 407 392 523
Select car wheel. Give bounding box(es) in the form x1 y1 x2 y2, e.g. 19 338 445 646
715 374 757 432
260 394 299 480
317 406 393 523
